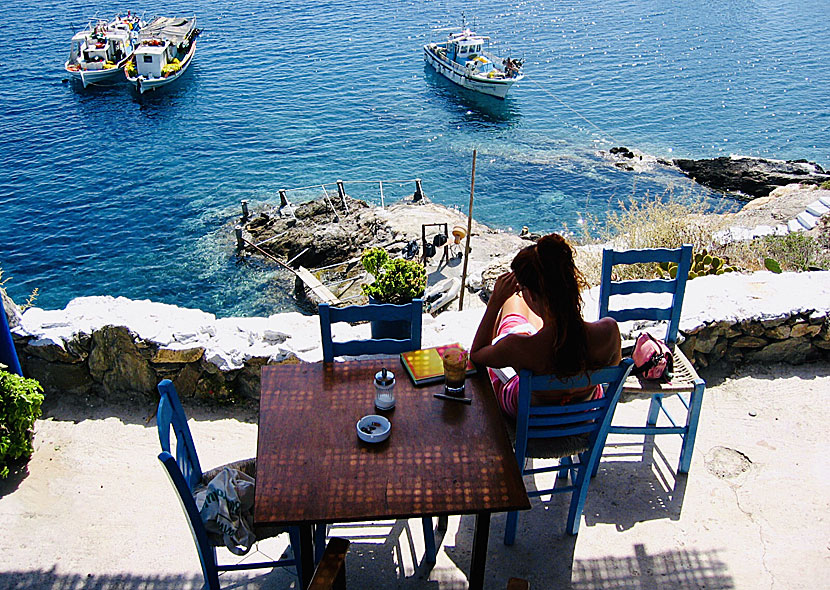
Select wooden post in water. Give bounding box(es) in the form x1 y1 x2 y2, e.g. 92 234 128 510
336 180 348 211
235 225 244 251
279 189 288 208
241 199 249 221
414 178 424 202
459 150 476 311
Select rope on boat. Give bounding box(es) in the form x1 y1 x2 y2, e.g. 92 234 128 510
524 74 622 146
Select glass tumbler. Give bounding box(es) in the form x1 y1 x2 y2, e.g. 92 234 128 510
374 368 396 410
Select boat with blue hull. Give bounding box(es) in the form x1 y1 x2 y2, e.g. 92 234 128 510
125 16 199 94
423 27 523 99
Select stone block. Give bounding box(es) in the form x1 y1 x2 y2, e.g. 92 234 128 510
787 218 805 233
152 346 205 364
739 321 766 337
765 325 791 340
24 340 81 364
732 336 767 348
760 317 788 328
790 323 820 338
806 200 830 217
88 325 157 398
746 338 811 364
796 211 819 230
22 357 94 396
693 333 719 354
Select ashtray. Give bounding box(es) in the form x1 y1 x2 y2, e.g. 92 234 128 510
356 414 391 443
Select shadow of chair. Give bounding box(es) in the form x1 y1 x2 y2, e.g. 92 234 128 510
504 359 634 543
156 379 304 589
318 299 440 564
598 245 706 474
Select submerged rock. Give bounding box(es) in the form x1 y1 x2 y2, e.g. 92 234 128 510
673 156 829 198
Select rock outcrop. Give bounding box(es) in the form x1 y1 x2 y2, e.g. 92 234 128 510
673 156 829 198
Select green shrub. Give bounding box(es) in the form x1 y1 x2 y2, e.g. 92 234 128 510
758 232 830 272
0 369 44 478
360 247 389 277
361 250 426 304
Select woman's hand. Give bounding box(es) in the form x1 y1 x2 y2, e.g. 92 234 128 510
489 271 519 309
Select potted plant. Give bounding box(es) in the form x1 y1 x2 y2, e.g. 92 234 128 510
360 247 426 339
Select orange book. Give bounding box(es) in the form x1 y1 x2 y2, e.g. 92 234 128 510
400 344 476 386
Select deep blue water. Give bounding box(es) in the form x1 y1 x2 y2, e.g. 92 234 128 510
1 0 827 316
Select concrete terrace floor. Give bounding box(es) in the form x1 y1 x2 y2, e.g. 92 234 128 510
1 361 828 590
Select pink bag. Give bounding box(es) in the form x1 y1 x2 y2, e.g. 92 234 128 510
631 332 674 382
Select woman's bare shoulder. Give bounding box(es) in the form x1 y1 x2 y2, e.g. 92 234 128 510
585 317 622 365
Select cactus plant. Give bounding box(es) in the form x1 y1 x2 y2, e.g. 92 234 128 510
658 248 740 280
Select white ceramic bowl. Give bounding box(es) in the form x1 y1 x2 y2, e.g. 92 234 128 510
356 414 391 443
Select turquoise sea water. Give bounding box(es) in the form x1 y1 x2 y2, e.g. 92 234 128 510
1 0 827 316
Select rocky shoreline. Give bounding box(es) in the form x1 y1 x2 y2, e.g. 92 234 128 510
604 148 829 199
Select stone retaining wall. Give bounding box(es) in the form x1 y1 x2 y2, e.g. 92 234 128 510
6 271 830 402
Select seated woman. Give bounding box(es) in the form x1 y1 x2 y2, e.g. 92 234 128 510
470 234 621 418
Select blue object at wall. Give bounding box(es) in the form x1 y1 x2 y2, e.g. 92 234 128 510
0 295 22 376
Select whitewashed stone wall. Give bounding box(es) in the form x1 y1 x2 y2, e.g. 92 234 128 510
9 271 830 401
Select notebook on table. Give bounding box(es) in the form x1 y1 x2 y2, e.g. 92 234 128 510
400 343 476 386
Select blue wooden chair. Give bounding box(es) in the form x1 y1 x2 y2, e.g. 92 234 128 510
504 359 634 543
318 300 440 562
156 379 304 589
598 245 706 474
318 299 423 362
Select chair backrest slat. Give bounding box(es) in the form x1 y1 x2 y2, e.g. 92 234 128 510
607 277 677 296
319 300 423 362
598 245 692 346
157 379 203 490
604 307 673 324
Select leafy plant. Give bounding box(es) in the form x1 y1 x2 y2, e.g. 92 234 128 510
658 248 740 280
0 369 44 478
360 247 389 277
757 232 829 272
361 249 426 305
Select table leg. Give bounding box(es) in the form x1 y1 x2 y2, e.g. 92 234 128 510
299 523 314 589
469 511 491 590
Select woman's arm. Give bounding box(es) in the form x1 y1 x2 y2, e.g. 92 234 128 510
470 271 521 368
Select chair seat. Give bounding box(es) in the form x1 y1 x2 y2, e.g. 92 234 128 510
620 347 700 402
200 458 288 542
504 419 589 459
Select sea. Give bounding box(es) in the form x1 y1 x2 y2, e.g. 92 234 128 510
1 0 827 317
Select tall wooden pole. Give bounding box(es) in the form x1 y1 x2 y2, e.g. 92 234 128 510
459 149 476 311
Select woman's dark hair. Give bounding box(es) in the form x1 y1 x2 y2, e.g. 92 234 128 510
510 234 589 376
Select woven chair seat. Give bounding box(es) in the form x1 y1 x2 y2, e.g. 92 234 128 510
200 458 287 542
620 346 700 402
504 420 589 459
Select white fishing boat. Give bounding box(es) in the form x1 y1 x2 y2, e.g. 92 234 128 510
424 27 523 99
125 16 200 94
65 13 143 88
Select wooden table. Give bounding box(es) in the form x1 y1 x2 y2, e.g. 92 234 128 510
255 359 530 590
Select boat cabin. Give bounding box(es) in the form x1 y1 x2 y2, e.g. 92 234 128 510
68 27 130 70
134 42 171 78
446 31 495 73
